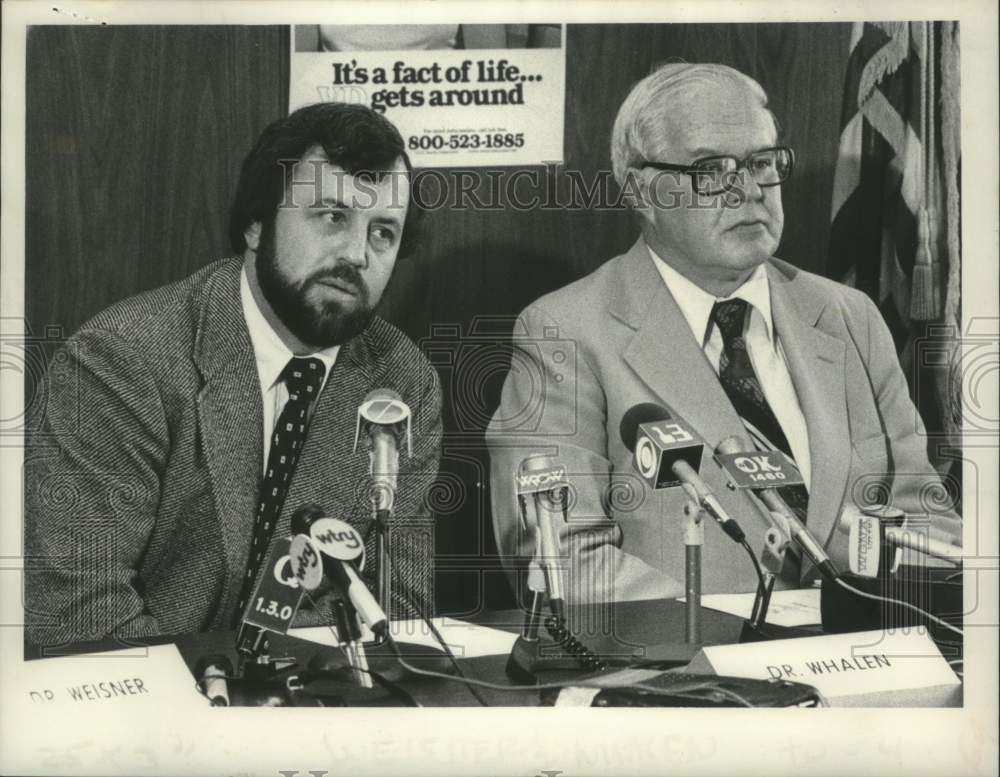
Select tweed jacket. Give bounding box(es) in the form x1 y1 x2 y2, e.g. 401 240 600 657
486 239 960 603
25 258 442 646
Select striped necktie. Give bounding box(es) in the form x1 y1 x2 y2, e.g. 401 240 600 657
710 298 810 532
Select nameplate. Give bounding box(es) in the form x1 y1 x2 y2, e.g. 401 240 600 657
696 630 960 701
19 644 208 713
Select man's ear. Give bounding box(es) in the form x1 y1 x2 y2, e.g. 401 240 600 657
244 221 262 252
621 168 655 227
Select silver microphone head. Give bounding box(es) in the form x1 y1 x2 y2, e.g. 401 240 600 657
360 388 410 425
354 388 412 456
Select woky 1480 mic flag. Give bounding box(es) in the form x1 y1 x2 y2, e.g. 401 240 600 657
714 436 840 582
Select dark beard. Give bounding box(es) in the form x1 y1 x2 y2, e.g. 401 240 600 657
255 219 375 349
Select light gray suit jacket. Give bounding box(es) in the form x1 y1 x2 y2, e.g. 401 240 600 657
25 258 442 645
487 239 959 602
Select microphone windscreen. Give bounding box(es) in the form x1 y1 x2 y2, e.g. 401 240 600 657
363 387 403 403
619 402 672 452
291 502 327 536
359 388 410 428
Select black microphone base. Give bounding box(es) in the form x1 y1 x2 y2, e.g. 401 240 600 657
506 635 699 684
224 632 453 702
738 620 820 643
506 635 596 684
629 641 701 667
821 567 963 653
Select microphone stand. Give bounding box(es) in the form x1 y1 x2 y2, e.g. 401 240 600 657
748 570 776 629
231 624 301 705
235 623 270 663
332 598 372 689
682 495 704 645
521 588 545 642
366 487 452 681
374 507 391 622
505 575 614 683
747 524 787 631
505 585 565 683
738 517 816 643
368 424 397 647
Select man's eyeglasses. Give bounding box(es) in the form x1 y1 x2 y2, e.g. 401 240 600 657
640 146 795 196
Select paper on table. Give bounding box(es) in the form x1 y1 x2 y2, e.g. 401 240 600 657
14 644 209 713
290 616 519 658
680 587 823 627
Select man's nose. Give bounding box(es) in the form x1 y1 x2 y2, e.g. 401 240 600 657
339 225 368 268
736 167 765 200
724 168 765 207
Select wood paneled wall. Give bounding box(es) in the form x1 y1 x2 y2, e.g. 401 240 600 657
25 23 850 614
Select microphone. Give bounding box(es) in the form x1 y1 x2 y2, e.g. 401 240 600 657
290 505 388 637
619 403 746 543
714 436 840 581
837 504 963 577
236 537 305 658
195 655 232 707
354 389 412 617
516 454 569 619
353 389 412 514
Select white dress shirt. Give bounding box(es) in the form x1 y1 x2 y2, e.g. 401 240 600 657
647 247 812 490
240 268 340 472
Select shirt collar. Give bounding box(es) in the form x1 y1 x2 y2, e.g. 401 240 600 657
240 266 340 391
646 243 775 346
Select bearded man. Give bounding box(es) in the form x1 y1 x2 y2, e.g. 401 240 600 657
25 103 442 645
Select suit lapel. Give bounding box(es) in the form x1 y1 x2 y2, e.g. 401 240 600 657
613 243 852 577
614 240 748 453
192 260 263 614
767 263 850 560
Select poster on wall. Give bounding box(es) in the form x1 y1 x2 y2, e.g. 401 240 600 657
289 23 565 167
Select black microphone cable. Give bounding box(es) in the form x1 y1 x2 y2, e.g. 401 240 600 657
832 577 964 638
385 558 492 706
295 507 492 705
542 615 607 673
371 542 764 706
297 589 421 707
739 538 768 598
329 516 774 704
381 632 758 706
736 532 960 637
538 495 607 672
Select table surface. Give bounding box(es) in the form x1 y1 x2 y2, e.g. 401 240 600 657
23 598 810 706
24 596 961 707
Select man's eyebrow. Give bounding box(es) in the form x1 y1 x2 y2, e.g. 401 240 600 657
688 147 725 159
317 196 348 208
372 213 405 227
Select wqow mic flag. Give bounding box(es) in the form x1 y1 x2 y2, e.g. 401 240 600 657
828 21 963 478
289 23 565 168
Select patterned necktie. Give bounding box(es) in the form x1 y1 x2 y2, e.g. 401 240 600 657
233 356 327 625
710 298 810 523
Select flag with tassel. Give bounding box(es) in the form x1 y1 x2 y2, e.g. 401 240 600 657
828 21 961 478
